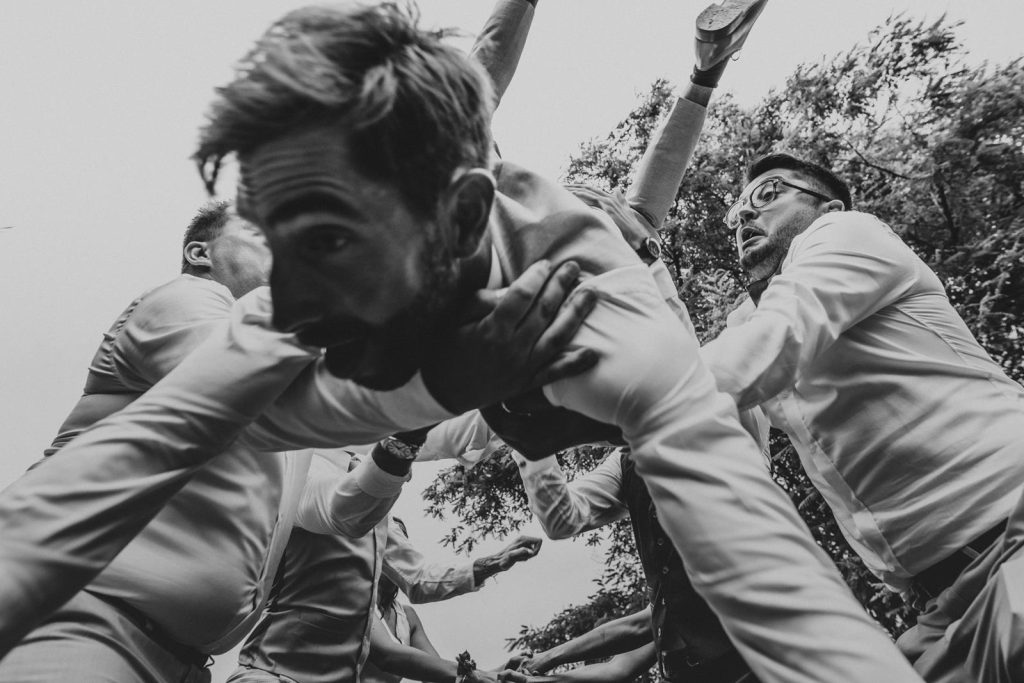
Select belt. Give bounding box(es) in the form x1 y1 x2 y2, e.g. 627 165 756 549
913 519 1007 600
661 647 757 683
89 592 211 668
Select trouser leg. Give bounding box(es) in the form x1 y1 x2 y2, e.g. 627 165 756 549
902 487 1024 682
0 591 211 683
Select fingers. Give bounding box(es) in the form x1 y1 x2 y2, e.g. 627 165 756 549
513 536 543 555
489 260 556 332
507 548 532 563
527 285 598 376
533 348 599 388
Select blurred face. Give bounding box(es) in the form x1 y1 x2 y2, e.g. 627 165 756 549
238 126 460 390
732 169 831 282
206 215 271 299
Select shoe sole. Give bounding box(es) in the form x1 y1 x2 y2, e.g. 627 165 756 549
696 0 767 41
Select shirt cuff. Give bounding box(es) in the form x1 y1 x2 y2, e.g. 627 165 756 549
352 457 411 498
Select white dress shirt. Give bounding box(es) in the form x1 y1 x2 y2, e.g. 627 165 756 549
702 211 1024 590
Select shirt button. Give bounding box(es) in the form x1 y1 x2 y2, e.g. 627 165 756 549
661 566 670 575
656 538 665 546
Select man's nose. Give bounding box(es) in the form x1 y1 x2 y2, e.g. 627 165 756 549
737 203 758 224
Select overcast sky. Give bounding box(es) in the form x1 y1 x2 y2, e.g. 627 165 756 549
1 1 1021 679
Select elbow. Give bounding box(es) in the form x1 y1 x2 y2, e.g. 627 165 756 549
540 521 575 541
332 517 377 539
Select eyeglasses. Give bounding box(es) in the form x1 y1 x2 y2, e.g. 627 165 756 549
724 177 835 230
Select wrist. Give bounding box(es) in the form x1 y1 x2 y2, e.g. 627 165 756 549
472 555 501 585
371 440 414 476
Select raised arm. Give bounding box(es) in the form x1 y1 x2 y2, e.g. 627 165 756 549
514 451 628 540
630 0 767 229
524 607 653 673
572 0 768 235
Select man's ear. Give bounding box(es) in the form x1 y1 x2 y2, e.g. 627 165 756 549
824 199 846 214
183 241 212 271
439 168 496 258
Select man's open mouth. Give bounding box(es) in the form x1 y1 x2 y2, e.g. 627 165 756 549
739 225 765 250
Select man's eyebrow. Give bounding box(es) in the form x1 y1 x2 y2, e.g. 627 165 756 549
267 193 361 226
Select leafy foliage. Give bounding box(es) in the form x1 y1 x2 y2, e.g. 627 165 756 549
422 13 1024 672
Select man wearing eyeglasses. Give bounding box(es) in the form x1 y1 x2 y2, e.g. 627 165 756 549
700 152 1024 682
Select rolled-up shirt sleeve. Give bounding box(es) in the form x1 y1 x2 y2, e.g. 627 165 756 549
513 453 628 539
701 212 917 410
381 518 477 603
294 453 409 537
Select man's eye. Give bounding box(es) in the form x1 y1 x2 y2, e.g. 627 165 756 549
757 186 777 203
304 231 349 253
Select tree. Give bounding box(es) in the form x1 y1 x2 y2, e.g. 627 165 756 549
423 13 1024 674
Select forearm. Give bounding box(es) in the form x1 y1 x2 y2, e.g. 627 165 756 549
247 367 455 452
384 519 478 602
532 644 656 683
534 608 652 670
470 0 537 106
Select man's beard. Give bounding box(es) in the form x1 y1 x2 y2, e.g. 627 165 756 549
739 234 784 282
324 239 461 390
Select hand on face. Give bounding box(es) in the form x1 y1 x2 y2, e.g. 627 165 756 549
421 260 599 414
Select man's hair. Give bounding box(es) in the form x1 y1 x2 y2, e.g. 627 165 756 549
181 200 233 273
194 2 496 218
745 153 852 210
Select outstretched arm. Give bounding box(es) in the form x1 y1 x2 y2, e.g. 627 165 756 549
367 617 507 683
519 643 657 683
383 516 542 602
523 607 653 673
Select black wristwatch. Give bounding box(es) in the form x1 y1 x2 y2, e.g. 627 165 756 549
380 436 419 461
635 235 663 265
